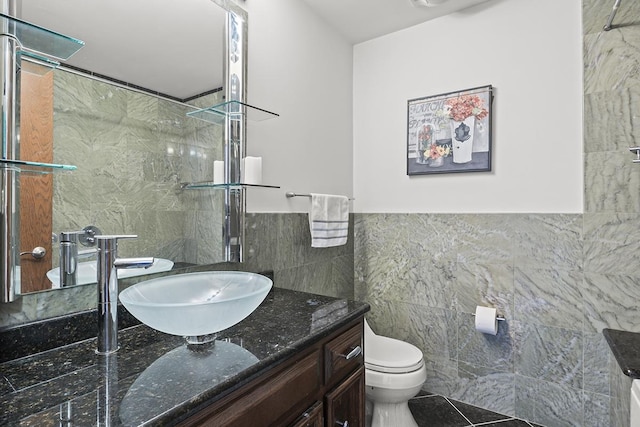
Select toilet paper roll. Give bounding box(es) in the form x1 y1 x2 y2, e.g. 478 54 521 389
242 156 262 185
475 305 498 335
213 160 224 184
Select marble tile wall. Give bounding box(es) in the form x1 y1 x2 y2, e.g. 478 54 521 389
609 351 633 427
584 0 640 426
243 213 355 300
353 213 601 426
51 70 224 264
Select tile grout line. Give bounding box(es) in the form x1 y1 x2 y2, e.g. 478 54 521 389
2 376 17 393
410 393 438 400
444 396 474 426
412 392 540 426
472 418 528 426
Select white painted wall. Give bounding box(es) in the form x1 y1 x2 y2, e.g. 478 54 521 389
353 0 583 213
242 0 354 213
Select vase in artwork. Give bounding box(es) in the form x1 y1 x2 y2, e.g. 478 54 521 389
450 116 475 164
415 124 435 164
429 156 444 167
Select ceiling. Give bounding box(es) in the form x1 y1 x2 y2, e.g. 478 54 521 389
17 0 492 99
299 0 491 44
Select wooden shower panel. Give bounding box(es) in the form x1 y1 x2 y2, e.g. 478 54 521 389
19 70 54 293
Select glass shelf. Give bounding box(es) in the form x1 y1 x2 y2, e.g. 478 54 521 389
181 182 280 190
0 159 77 175
0 13 84 61
187 101 279 124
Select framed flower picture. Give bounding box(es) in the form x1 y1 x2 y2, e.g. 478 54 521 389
407 84 493 175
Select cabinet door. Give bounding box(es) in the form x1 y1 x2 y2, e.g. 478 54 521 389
180 350 321 427
291 401 324 427
325 366 365 427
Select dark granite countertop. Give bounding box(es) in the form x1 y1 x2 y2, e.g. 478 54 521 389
0 287 369 426
603 328 640 379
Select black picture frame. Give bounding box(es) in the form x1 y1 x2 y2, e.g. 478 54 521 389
407 84 493 175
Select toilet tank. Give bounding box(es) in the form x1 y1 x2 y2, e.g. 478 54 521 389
631 379 640 427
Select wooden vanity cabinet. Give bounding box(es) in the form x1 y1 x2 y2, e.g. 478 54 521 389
178 318 364 427
291 401 324 427
325 367 365 427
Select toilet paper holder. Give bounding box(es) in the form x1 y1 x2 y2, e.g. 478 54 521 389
472 313 506 321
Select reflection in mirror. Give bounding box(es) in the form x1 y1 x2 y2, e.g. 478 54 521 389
17 0 229 294
19 0 226 99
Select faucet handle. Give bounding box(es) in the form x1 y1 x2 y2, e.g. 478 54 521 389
96 234 138 240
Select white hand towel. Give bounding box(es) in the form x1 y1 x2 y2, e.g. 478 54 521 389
309 193 349 248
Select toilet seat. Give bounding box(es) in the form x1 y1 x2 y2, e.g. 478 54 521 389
365 332 425 374
366 359 424 374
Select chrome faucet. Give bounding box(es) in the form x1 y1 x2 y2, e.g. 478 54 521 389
59 227 100 287
96 235 154 355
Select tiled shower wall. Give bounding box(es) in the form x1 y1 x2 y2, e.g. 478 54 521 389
584 0 640 426
51 70 224 264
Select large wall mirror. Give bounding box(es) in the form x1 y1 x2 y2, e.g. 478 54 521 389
16 0 233 294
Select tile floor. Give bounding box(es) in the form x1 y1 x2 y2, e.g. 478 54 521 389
407 392 544 427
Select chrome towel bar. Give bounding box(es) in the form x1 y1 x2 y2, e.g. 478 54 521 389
285 191 354 200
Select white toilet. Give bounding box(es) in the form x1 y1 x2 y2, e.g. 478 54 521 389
364 319 427 427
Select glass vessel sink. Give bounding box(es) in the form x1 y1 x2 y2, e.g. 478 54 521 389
118 271 273 342
46 258 174 287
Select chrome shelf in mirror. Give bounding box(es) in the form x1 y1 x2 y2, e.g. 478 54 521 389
0 159 77 175
187 101 279 124
0 13 84 61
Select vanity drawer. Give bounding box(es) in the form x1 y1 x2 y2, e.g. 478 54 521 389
324 323 364 387
182 349 322 427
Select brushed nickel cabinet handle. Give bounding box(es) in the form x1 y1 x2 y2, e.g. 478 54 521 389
340 345 362 360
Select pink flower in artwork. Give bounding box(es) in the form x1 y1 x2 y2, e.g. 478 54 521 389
445 95 488 122
418 124 434 144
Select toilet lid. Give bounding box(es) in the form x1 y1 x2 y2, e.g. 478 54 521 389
365 334 424 374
